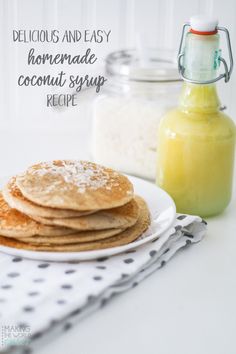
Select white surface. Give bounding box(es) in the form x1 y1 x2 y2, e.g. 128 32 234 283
0 175 176 261
190 15 218 32
0 129 235 354
35 194 236 354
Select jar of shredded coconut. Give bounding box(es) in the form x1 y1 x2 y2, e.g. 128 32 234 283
92 49 181 180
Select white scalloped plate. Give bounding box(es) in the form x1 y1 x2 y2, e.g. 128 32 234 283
0 175 176 261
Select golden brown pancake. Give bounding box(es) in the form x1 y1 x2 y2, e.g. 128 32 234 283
20 228 124 244
16 160 133 211
3 177 96 218
28 197 140 231
0 193 76 238
0 196 150 251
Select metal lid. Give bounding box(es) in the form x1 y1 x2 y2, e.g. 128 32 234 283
105 48 181 82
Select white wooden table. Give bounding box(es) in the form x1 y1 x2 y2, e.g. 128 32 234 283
0 130 235 354
33 194 235 354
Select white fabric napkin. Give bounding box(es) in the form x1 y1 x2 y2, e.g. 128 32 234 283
0 214 206 354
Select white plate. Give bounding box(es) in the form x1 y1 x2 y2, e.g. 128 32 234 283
0 175 176 261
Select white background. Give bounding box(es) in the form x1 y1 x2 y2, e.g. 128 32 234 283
0 3 235 354
0 0 236 176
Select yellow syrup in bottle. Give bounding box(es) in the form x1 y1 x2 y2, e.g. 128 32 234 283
157 83 235 216
156 16 236 217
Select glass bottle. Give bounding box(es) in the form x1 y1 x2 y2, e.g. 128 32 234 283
156 15 236 217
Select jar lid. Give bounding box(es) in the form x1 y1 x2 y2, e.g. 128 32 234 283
105 49 181 82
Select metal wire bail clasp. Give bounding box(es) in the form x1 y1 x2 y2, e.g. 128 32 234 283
177 23 234 84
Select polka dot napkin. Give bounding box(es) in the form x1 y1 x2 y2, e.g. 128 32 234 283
0 214 206 354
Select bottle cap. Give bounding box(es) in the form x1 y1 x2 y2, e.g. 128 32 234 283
190 15 218 34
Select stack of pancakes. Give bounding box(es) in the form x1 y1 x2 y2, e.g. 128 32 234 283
0 160 150 252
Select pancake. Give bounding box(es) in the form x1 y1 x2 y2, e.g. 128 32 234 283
20 228 124 244
28 197 140 231
3 177 96 218
0 193 76 238
16 160 133 211
35 226 76 237
0 196 150 251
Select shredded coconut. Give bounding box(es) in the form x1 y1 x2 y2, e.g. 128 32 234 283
27 160 119 193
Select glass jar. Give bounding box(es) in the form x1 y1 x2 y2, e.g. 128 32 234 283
92 49 182 180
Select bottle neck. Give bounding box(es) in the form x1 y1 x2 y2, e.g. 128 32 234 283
183 32 220 82
179 82 221 114
179 30 222 114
